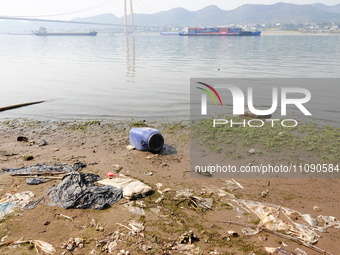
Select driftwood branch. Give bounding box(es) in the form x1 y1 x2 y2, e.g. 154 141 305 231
216 220 333 255
0 101 45 112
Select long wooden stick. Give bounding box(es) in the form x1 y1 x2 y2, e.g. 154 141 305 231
216 220 333 255
14 176 63 179
0 101 45 112
10 171 67 176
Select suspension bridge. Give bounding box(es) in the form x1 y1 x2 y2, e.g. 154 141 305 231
0 0 137 31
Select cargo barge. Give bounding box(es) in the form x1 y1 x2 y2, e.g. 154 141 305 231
159 32 181 36
179 27 261 36
34 27 97 36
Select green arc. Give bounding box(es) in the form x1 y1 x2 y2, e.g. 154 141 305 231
197 87 217 105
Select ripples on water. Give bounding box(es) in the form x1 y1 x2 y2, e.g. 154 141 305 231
0 34 339 123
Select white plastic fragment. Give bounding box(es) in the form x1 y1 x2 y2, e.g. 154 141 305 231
126 145 135 150
33 240 56 254
175 189 194 199
0 191 35 219
316 215 340 229
231 199 340 244
295 248 308 255
128 220 144 236
98 174 152 199
313 205 321 212
124 202 145 215
222 179 244 191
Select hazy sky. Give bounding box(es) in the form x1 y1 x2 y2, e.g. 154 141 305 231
0 0 339 19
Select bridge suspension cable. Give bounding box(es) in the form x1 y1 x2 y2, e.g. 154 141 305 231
10 0 117 18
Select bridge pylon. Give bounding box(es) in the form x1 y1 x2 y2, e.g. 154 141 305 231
124 0 134 33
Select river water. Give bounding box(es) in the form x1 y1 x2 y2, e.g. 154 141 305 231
0 34 339 124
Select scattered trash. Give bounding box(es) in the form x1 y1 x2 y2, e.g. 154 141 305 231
22 155 34 161
313 205 321 212
174 189 213 211
264 247 296 255
124 201 145 215
112 164 123 173
126 145 136 150
227 230 239 237
248 148 256 154
61 237 85 251
231 199 340 245
191 197 213 210
26 177 52 185
98 174 152 200
47 172 123 209
97 229 123 254
17 136 28 142
55 213 74 221
316 215 340 229
175 189 194 199
145 171 153 176
1 235 8 243
0 191 34 219
201 186 235 198
178 231 199 244
222 179 244 191
129 127 164 153
117 250 130 255
258 234 267 241
32 240 56 254
234 205 245 218
150 206 162 215
145 154 158 159
155 194 164 204
106 172 115 178
260 190 270 197
156 183 163 189
2 162 86 176
0 238 55 254
116 220 144 236
156 183 171 194
281 241 288 247
242 227 259 236
28 139 48 147
88 215 104 231
23 197 44 210
89 248 100 255
294 248 308 255
168 243 200 254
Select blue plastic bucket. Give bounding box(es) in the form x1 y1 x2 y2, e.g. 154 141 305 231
129 127 164 153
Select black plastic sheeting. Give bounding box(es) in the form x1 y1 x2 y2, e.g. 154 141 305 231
2 162 86 174
46 172 123 210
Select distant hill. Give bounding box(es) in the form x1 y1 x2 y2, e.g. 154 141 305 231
73 13 119 24
220 2 340 24
112 2 340 26
311 3 340 14
1 2 340 33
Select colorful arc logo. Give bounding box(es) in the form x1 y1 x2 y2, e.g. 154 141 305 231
196 82 223 106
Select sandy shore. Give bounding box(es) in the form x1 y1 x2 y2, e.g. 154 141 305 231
0 119 339 254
